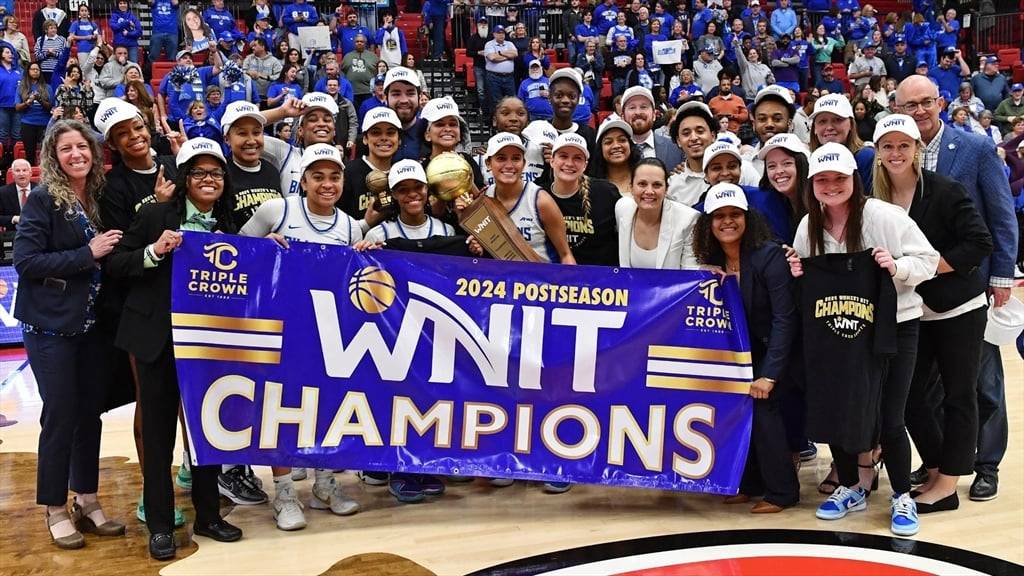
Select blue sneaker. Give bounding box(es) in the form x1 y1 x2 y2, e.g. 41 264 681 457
799 441 818 462
136 494 186 527
890 493 919 536
388 474 426 504
815 486 867 520
418 474 446 496
542 482 572 494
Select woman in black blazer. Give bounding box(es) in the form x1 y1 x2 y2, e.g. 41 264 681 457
13 119 126 549
106 138 242 560
693 182 800 513
872 116 994 514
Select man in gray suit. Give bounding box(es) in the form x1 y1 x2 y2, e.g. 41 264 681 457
896 75 1018 503
621 86 683 170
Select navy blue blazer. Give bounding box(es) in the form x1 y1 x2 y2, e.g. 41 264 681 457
653 133 684 171
933 125 1018 285
13 186 101 334
739 241 797 387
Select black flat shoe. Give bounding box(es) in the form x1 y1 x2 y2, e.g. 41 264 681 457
193 519 242 542
149 532 176 560
969 474 998 501
909 465 928 486
915 492 959 514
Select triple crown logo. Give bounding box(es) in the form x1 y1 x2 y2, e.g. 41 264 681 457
698 279 723 306
203 242 238 271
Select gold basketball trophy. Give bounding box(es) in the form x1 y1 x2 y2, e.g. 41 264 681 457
426 152 542 262
365 169 393 212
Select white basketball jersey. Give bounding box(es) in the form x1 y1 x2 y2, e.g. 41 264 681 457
485 182 555 263
368 215 455 243
273 196 363 245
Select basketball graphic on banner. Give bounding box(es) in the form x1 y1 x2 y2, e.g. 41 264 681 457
348 266 397 314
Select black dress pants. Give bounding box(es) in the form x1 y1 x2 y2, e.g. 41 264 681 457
136 343 221 534
24 330 109 505
738 398 800 507
906 306 986 476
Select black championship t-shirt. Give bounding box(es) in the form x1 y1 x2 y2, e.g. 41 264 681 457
800 249 897 453
340 156 381 221
227 161 283 231
549 177 620 266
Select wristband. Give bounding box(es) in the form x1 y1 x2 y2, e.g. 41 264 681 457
146 243 165 261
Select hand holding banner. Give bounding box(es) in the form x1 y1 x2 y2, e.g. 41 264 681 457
172 232 753 494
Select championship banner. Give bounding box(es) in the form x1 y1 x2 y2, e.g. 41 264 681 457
172 232 754 495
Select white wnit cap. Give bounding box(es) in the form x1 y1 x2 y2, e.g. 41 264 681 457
757 133 809 160
984 295 1024 346
388 159 428 189
485 132 527 159
300 92 339 116
873 113 921 143
622 86 655 108
176 137 226 167
361 106 402 132
702 140 743 172
551 132 590 159
753 84 795 109
420 96 461 124
808 142 858 177
703 183 748 214
300 143 345 172
220 101 265 134
93 97 142 139
810 93 854 120
522 120 559 147
548 67 583 93
597 113 633 142
384 66 421 91
676 100 714 120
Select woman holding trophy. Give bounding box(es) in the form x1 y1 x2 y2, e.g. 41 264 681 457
340 107 403 223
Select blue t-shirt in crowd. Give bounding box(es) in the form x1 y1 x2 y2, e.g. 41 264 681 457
518 76 553 120
0 64 21 107
203 6 237 37
152 0 179 34
17 85 53 126
159 66 216 123
69 20 98 54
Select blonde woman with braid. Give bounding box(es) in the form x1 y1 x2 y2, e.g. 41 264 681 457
547 132 621 266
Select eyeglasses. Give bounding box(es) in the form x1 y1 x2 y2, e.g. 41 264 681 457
898 97 938 114
188 168 226 181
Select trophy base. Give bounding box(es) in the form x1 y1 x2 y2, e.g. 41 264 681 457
459 196 544 263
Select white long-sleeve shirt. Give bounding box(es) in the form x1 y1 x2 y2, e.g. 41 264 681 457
794 198 939 323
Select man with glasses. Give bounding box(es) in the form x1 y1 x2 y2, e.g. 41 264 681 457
895 75 1018 505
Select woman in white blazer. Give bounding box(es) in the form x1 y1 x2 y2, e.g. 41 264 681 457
615 158 701 269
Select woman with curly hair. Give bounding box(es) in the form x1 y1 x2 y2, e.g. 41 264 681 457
106 138 242 560
693 182 800 513
13 119 127 550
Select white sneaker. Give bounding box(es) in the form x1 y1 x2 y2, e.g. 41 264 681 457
291 468 307 481
310 479 360 516
272 485 307 531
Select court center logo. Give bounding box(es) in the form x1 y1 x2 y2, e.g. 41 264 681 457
348 266 397 314
684 278 731 333
204 242 238 271
814 294 874 339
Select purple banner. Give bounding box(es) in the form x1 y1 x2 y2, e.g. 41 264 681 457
172 231 753 494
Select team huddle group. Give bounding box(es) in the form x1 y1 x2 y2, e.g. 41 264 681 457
10 46 1019 561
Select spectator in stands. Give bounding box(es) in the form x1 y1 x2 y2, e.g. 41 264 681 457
149 0 179 63
1005 116 1024 144
425 0 452 59
771 34 801 94
266 64 305 108
908 12 936 70
2 15 28 66
97 46 129 102
283 0 319 54
158 49 223 127
518 60 552 122
734 43 771 97
994 83 1024 135
811 23 845 87
594 0 620 36
113 63 149 98
792 88 817 144
949 82 984 120
934 8 960 53
32 0 67 41
245 0 273 32
928 47 969 100
181 100 221 142
815 63 845 95
243 38 282 106
34 20 68 85
485 25 518 116
204 0 238 39
697 21 724 61
337 10 373 56
15 117 127 553
123 80 158 134
694 46 723 95
247 16 275 51
342 34 378 110
375 12 406 69
770 0 797 38
282 49 308 92
467 16 491 117
55 64 94 119
608 34 633 97
853 97 879 141
625 52 658 91
15 62 51 165
0 43 17 169
971 56 1010 115
669 69 699 106
976 110 1002 145
575 39 605 95
848 43 887 89
108 0 142 65
68 4 99 56
883 35 915 83
82 45 110 106
709 72 749 134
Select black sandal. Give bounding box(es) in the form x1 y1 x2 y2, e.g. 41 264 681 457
818 462 840 495
858 460 881 496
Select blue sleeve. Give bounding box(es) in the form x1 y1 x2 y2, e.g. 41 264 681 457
159 75 170 97
518 80 528 101
341 78 353 102
856 147 874 192
755 244 797 381
400 31 408 54
974 140 1020 281
13 193 95 280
